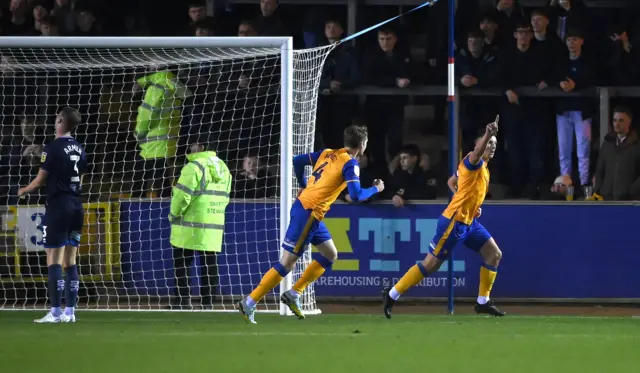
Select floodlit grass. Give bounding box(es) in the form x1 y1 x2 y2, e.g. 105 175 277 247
1 311 639 373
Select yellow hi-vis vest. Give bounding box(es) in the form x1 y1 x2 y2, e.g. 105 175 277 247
169 151 232 252
135 71 187 160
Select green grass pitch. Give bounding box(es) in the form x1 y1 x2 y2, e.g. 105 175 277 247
1 311 639 373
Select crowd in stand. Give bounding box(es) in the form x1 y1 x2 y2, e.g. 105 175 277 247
0 0 639 204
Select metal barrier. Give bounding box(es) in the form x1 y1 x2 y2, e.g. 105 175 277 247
330 85 640 146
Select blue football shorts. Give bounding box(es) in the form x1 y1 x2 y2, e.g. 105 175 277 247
42 198 84 249
281 200 332 255
429 214 492 260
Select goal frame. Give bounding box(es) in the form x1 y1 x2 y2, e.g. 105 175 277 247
0 36 296 316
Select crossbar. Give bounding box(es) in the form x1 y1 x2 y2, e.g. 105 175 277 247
0 36 292 49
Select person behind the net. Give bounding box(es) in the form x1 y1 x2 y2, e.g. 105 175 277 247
18 107 87 323
237 125 385 324
382 117 506 318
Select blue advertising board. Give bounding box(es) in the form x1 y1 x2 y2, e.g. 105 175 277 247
119 202 640 300
119 202 281 297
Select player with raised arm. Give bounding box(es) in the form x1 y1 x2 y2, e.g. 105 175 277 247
19 107 87 323
237 125 384 324
382 116 505 317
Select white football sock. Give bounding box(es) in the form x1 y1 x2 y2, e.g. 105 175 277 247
389 287 401 300
288 289 300 298
477 296 489 305
246 296 257 308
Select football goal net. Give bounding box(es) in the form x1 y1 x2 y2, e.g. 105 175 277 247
0 37 333 315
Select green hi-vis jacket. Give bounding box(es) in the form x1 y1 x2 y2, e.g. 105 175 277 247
135 71 190 160
169 151 232 252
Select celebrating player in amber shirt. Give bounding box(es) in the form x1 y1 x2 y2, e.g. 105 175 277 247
383 116 506 317
238 125 384 324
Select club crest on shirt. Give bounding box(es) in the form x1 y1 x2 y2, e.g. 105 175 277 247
41 152 47 163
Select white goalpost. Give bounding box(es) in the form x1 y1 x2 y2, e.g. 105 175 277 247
0 37 333 315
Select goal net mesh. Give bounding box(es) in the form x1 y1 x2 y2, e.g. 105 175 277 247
0 43 333 313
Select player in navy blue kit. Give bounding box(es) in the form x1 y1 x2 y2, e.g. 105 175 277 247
19 107 87 323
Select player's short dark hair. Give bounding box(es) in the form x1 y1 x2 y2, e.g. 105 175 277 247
400 143 420 158
188 1 206 8
343 125 368 148
468 29 485 40
475 128 489 143
614 105 633 119
60 107 81 132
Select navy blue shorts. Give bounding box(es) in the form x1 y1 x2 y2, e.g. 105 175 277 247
281 200 331 255
42 199 84 249
429 215 492 260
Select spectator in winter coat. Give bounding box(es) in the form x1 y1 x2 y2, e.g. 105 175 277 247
592 106 640 201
